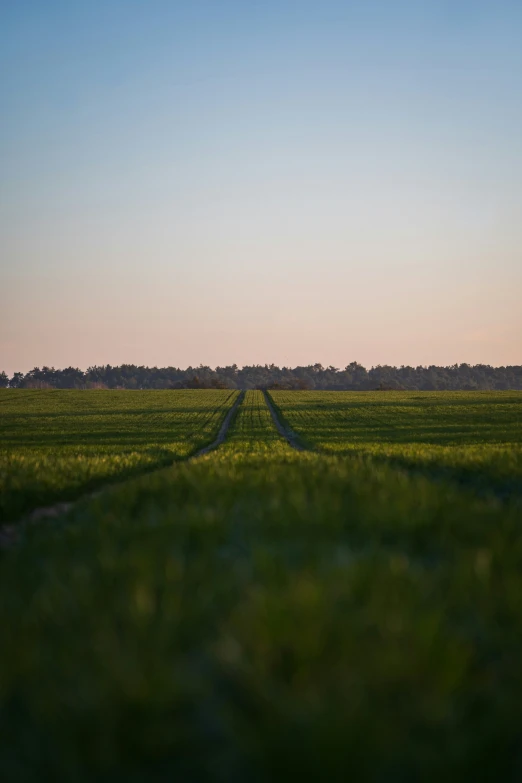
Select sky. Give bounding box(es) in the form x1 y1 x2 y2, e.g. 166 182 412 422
1 0 521 375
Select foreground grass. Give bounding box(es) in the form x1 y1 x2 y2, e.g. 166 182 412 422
0 389 237 523
2 391 522 780
270 390 522 498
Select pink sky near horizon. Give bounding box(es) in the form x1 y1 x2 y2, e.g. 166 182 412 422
2 256 521 376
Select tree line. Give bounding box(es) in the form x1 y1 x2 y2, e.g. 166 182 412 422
1 362 521 391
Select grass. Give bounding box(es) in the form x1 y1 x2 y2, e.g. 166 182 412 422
269 390 522 498
0 389 238 522
1 390 522 779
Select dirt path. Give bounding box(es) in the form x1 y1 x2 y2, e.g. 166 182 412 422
263 391 306 451
1 391 245 547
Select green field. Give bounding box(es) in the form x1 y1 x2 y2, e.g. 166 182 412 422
1 390 522 780
0 389 237 522
270 390 522 498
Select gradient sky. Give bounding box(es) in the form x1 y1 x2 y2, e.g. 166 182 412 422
1 0 521 375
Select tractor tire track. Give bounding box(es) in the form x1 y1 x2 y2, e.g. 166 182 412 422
263 391 306 451
192 391 244 457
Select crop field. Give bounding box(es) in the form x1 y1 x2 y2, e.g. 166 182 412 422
270 390 522 498
0 389 237 523
1 390 522 780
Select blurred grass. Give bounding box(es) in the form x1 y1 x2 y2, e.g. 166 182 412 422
1 391 522 780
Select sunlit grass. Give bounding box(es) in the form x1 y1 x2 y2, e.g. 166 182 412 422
0 389 238 521
270 390 522 496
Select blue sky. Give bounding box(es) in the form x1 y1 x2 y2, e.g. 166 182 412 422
1 0 521 373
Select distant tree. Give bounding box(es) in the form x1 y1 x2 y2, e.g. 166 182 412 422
3 362 521 391
9 372 25 388
0 371 8 388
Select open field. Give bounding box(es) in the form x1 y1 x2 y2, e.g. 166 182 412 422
0 389 238 523
270 390 522 498
1 390 522 779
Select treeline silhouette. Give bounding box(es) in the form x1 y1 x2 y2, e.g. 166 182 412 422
1 362 521 391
